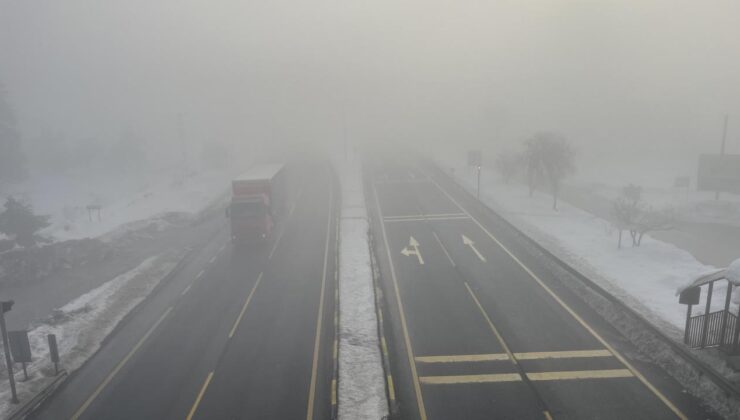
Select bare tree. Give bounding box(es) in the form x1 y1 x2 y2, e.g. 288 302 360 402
611 184 674 248
494 150 521 184
632 207 675 246
523 132 576 209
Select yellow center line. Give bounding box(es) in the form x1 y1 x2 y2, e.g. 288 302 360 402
70 307 173 420
421 373 522 385
464 282 520 366
516 349 613 360
186 371 214 420
372 180 428 420
528 369 633 381
306 186 334 420
429 176 689 420
416 350 613 363
416 354 510 363
228 272 263 338
419 369 634 385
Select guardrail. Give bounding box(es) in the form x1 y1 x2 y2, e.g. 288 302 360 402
430 163 740 402
8 370 68 420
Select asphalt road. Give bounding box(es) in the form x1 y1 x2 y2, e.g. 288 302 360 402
29 163 338 420
366 156 720 420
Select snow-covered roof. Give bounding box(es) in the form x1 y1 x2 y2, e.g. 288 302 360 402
679 258 740 293
234 164 284 182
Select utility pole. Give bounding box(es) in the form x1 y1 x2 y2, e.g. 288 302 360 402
477 165 481 200
716 114 729 201
1 300 18 404
177 113 187 181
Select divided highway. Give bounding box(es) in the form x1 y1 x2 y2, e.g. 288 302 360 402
366 157 720 420
29 163 338 420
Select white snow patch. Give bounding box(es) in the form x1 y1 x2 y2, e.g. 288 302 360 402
443 162 722 331
335 157 388 420
1 167 233 242
0 253 178 417
728 259 740 285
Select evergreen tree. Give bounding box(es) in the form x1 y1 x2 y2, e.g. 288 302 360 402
0 197 50 247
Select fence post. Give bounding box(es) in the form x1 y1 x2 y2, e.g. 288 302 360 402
700 282 714 348
719 282 733 347
684 304 693 344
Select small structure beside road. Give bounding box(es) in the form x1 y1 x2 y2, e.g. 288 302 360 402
679 258 740 355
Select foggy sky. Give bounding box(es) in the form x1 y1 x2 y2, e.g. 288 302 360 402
1 0 739 184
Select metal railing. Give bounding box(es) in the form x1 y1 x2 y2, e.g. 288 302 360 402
685 310 740 354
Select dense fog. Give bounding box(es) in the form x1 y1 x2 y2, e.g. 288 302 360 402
1 0 740 185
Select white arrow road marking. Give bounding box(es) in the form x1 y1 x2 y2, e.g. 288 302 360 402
462 234 486 262
400 236 424 265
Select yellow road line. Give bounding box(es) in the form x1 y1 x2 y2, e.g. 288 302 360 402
416 350 612 363
516 349 613 360
421 373 522 385
387 374 397 401
528 369 633 381
331 379 337 406
70 307 173 420
372 181 428 420
419 369 633 386
464 282 520 366
383 216 470 223
186 371 214 420
306 187 334 420
430 177 689 420
416 353 509 363
228 272 263 338
384 213 466 219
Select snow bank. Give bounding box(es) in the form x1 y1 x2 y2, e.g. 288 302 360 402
0 253 178 418
2 167 233 242
335 157 388 420
728 259 740 285
443 163 721 332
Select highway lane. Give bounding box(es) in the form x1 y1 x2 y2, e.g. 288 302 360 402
29 163 337 420
366 157 719 420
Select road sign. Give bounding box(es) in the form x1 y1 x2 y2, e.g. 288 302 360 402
9 330 32 363
697 154 740 194
468 150 482 167
679 287 701 305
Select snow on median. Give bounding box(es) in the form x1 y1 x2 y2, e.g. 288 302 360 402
335 157 388 420
0 252 180 417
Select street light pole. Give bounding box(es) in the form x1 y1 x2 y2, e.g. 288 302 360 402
716 114 729 201
477 165 481 200
1 300 18 404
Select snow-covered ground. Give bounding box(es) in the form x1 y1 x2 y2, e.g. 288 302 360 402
335 155 388 420
0 252 180 418
590 184 740 227
1 166 234 242
441 161 735 334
